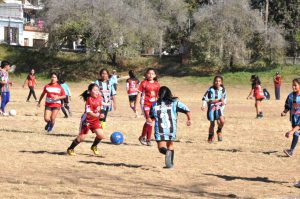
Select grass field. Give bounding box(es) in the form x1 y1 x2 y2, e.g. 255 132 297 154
0 76 299 199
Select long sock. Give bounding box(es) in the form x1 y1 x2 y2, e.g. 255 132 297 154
48 122 55 131
146 122 153 141
159 147 167 155
92 137 101 147
170 150 174 164
141 122 148 137
217 127 223 133
68 139 80 150
208 132 214 137
291 132 299 151
61 107 68 117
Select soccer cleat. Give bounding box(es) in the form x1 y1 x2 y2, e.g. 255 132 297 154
47 123 54 133
2 112 9 116
283 149 293 157
294 181 300 188
217 132 223 142
146 140 152 146
207 134 214 143
165 150 173 168
44 122 50 130
67 149 76 156
91 146 100 156
138 136 147 145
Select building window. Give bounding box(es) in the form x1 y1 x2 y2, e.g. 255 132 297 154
4 27 19 44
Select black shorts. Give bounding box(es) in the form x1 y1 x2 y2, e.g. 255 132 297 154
128 95 137 102
45 106 61 111
61 96 69 104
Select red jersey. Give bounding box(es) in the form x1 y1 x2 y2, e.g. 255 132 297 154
27 74 36 87
85 95 103 123
126 78 140 95
274 76 282 87
254 85 264 100
43 83 66 108
138 80 160 106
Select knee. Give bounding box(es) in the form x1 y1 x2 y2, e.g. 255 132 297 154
210 123 215 128
159 147 167 155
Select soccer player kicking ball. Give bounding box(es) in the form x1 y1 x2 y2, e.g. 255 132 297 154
150 86 191 168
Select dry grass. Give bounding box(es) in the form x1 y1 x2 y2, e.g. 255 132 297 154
0 77 299 199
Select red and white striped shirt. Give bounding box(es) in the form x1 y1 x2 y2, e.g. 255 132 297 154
43 83 66 108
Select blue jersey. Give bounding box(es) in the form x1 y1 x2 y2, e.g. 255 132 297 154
60 83 71 96
202 86 227 121
150 100 190 141
284 92 300 127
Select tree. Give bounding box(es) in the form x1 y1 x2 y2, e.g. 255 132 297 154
190 0 285 71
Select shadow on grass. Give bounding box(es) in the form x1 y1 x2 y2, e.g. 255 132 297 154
46 133 75 137
204 173 288 184
0 128 34 134
19 150 66 156
79 160 142 169
206 148 243 153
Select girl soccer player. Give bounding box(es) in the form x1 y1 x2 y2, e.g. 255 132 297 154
247 75 265 118
135 68 160 146
0 61 12 116
37 72 66 133
95 68 117 129
67 83 109 156
23 69 37 102
126 70 140 117
59 78 72 118
201 76 227 143
281 78 300 157
150 86 191 168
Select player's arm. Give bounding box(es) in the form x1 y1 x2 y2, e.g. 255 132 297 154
23 78 28 88
37 91 46 107
281 95 291 116
201 90 210 110
247 89 254 99
185 111 192 126
285 126 300 138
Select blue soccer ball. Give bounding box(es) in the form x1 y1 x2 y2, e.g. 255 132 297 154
110 132 124 145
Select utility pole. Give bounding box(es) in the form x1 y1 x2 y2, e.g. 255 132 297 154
159 0 163 58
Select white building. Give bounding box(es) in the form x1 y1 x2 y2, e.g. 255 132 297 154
0 0 48 47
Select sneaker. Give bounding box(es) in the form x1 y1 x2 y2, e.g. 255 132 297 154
91 146 100 156
294 181 300 188
217 132 223 142
67 148 76 156
165 150 173 168
138 136 147 145
64 116 68 118
26 100 30 102
283 149 293 157
2 112 9 116
146 140 152 146
208 134 214 143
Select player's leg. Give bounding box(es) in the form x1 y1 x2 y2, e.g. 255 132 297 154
208 121 215 143
217 116 225 141
44 108 52 130
48 108 60 132
91 128 105 155
166 141 174 168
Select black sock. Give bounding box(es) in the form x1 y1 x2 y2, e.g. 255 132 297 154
208 132 214 137
217 127 222 133
68 139 80 150
159 147 167 155
170 150 174 164
92 137 101 147
61 107 68 117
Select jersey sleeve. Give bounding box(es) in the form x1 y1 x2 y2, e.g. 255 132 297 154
202 89 210 102
222 88 227 104
284 94 292 111
111 84 116 96
176 101 190 113
85 98 92 113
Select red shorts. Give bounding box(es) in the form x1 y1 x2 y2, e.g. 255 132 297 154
79 114 102 135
